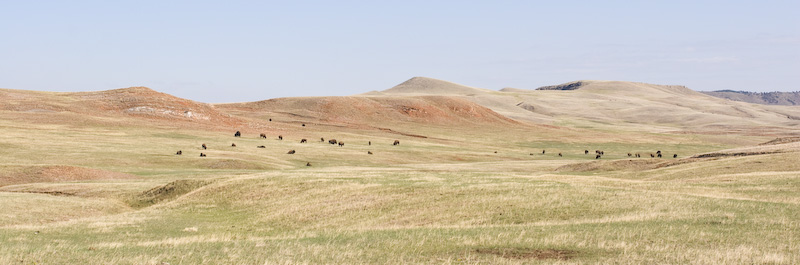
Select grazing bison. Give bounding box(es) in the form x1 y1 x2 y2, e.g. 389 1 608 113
596 154 601 159
368 151 373 155
558 153 562 157
287 150 296 154
202 144 207 150
393 140 400 146
306 162 311 166
278 135 283 140
600 151 604 155
636 153 641 158
338 142 344 147
656 150 662 155
657 153 662 158
673 154 677 158
368 141 371 146
200 153 206 157
321 137 325 142
650 154 655 158
234 131 241 137
542 150 546 154
530 153 534 155
300 139 307 143
494 151 498 153
176 150 182 155
257 145 266 148
269 118 272 121
329 139 337 145
231 143 236 147
260 133 267 139
627 153 632 157
302 123 306 127
585 150 589 154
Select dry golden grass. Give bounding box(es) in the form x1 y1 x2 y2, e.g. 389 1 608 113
1 84 799 264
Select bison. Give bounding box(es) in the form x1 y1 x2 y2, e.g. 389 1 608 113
338 142 344 147
673 154 677 158
321 137 325 142
234 131 241 137
542 150 546 154
260 133 267 139
656 150 662 155
368 151 373 155
657 153 662 158
200 153 206 157
300 139 307 143
231 143 236 147
329 139 337 145
302 123 306 127
306 162 312 167
585 150 589 154
368 141 371 146
650 154 655 158
596 154 601 159
558 153 562 157
627 153 632 157
636 153 641 158
278 135 283 140
202 144 207 150
176 150 182 155
393 140 400 146
287 150 296 154
257 145 266 148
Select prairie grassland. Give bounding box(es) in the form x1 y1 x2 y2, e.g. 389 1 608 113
1 113 798 264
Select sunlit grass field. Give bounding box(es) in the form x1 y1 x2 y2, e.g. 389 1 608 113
1 115 798 264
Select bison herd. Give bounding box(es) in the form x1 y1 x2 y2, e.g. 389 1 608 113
178 131 680 166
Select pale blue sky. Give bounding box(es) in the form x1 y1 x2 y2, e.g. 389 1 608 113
1 0 798 102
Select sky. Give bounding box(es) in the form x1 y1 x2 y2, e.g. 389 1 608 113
1 0 798 103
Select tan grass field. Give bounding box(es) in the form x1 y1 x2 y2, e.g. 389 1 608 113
1 79 799 264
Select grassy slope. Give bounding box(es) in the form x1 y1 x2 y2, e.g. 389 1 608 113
1 88 799 264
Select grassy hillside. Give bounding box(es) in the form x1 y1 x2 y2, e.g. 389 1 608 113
1 84 799 264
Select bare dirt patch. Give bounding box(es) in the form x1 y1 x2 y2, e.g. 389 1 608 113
474 247 577 260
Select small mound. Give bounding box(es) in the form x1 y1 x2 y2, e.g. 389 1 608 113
382 77 491 95
0 165 137 187
474 247 577 260
128 179 211 208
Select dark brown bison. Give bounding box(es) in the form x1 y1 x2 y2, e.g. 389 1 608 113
494 151 498 153
650 154 655 158
176 150 182 155
302 123 306 127
596 154 601 159
627 153 632 157
338 142 344 147
673 154 677 158
585 150 589 154
321 137 325 142
231 143 236 147
306 162 311 166
287 150 296 154
636 153 641 158
234 131 241 137
542 150 546 154
200 153 206 157
558 153 562 157
329 139 337 145
257 145 266 148
393 140 400 145
657 153 662 158
278 135 283 140
529 153 533 155
368 151 373 155
202 144 207 150
300 139 307 143
656 150 662 155
260 133 267 139
368 141 371 146
269 118 272 121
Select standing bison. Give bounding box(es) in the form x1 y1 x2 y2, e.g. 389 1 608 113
202 144 207 150
176 150 182 155
287 150 296 154
300 139 307 143
260 133 267 139
234 131 241 137
329 139 337 145
393 140 400 146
